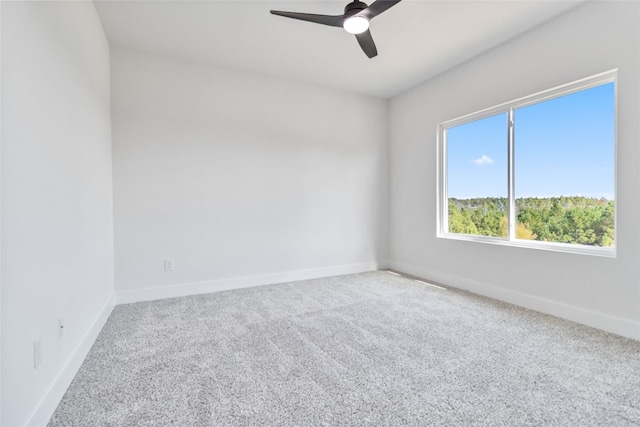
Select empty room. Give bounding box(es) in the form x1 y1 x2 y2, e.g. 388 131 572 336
1 0 639 425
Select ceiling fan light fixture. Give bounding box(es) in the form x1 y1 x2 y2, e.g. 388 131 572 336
343 16 369 34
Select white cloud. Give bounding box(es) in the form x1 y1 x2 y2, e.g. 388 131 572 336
472 155 494 166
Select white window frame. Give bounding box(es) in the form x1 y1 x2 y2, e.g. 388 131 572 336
437 70 617 257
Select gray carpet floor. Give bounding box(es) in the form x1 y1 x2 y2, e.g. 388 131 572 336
49 271 640 426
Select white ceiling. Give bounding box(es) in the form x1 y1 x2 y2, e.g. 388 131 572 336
94 0 583 99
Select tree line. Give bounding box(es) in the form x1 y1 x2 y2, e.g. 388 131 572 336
448 196 614 247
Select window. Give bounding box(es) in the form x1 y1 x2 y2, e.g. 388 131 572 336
438 71 616 256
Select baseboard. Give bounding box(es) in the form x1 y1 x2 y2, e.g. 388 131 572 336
26 293 116 427
387 260 640 341
116 262 381 305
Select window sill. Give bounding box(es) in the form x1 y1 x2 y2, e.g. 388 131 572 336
438 232 616 258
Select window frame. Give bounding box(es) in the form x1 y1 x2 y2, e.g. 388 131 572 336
436 70 617 257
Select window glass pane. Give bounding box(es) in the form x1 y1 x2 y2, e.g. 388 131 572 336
514 83 615 247
446 112 508 237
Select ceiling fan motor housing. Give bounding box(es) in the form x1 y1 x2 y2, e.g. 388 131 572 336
344 1 368 16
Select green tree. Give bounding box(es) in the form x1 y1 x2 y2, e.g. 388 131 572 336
449 196 614 247
448 202 478 235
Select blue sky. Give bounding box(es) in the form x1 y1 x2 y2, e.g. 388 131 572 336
446 82 615 200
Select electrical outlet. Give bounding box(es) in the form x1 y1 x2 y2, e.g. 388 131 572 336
34 339 42 369
164 259 174 271
58 318 64 340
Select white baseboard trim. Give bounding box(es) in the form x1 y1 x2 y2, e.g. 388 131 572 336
116 262 381 305
387 260 640 341
27 294 116 427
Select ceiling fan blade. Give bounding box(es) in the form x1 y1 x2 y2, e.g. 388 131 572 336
358 0 401 20
270 10 345 28
355 29 378 58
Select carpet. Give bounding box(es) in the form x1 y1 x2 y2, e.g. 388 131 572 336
49 271 640 426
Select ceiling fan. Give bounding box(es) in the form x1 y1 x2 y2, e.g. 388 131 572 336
270 0 402 59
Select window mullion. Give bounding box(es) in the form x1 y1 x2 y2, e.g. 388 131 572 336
441 128 448 234
508 108 515 241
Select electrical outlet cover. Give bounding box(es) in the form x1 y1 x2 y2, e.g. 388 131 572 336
58 318 64 339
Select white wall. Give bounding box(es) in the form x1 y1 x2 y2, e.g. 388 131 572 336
1 2 114 426
389 1 640 339
111 48 388 301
